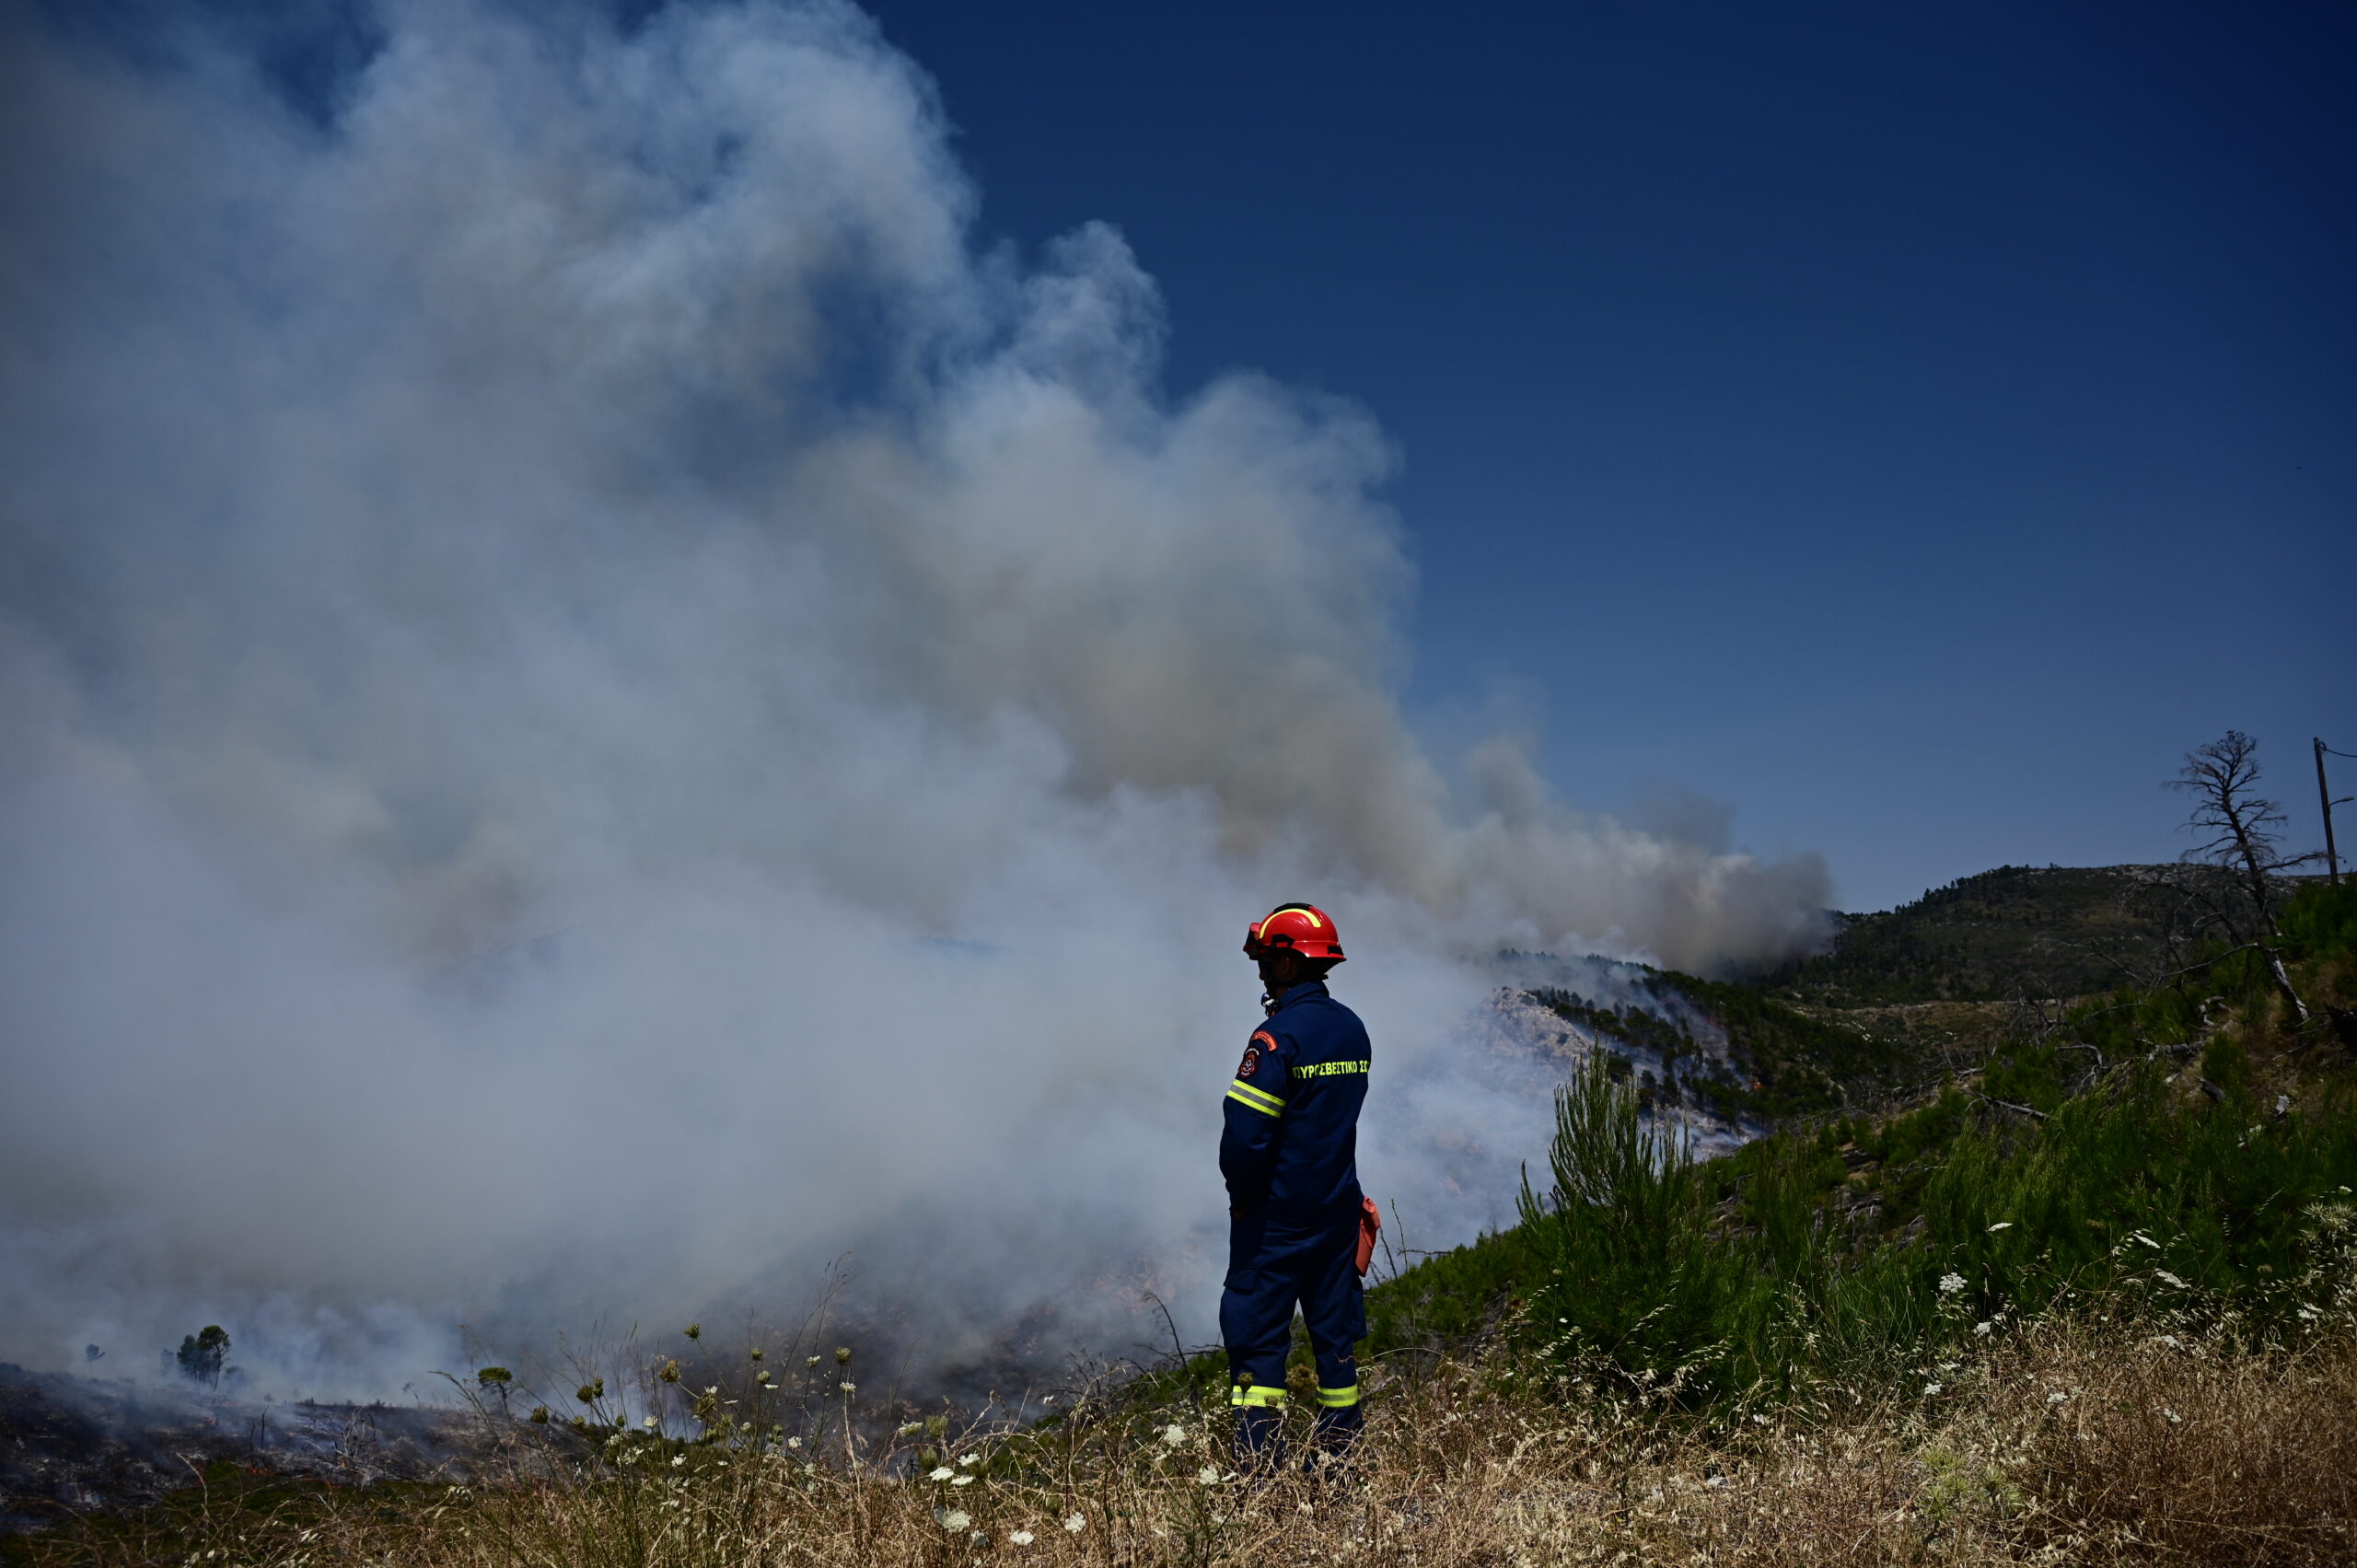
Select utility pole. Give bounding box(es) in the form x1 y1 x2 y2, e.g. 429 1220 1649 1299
2321 738 2346 886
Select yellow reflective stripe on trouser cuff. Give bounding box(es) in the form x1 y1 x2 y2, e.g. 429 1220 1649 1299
1226 1079 1284 1116
1316 1384 1360 1408
1229 1384 1288 1408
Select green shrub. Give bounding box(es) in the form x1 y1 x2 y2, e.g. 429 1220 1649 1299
1363 1224 1547 1352
2280 877 2357 963
1515 1052 1765 1403
1500 1053 2357 1411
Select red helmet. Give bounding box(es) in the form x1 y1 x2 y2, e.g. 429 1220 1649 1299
1244 902 1345 963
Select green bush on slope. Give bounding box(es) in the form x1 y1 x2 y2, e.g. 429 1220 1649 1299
1504 1056 2357 1410
1371 879 2357 1411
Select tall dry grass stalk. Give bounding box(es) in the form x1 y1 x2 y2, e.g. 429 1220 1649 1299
16 1318 2352 1568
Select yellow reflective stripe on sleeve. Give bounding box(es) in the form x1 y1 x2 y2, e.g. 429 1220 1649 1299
1315 1384 1361 1408
1230 1077 1284 1110
1225 1079 1285 1116
1229 1384 1289 1408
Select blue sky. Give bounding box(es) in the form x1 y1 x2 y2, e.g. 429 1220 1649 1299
858 0 2353 911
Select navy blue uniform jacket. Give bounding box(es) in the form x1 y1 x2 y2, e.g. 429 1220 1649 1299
1220 980 1371 1219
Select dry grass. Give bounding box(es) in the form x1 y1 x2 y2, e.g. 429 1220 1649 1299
14 1319 2355 1568
1981 1324 2357 1564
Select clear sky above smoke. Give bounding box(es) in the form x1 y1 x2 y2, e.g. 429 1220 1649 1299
863 0 2356 911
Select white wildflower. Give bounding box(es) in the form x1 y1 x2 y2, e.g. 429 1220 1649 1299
1063 1512 1086 1533
951 1474 976 1487
670 1456 685 1469
928 1467 955 1481
1973 1320 1993 1337
958 1452 980 1467
642 1416 660 1429
1010 1530 1035 1546
1198 1465 1223 1484
1161 1423 1187 1446
1923 1382 1944 1396
2163 1408 2182 1424
839 1380 856 1393
936 1507 970 1531
785 1435 801 1449
1938 1272 1967 1295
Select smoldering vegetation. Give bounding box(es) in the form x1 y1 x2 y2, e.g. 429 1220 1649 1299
0 957 1759 1530
0 1359 483 1533
0 0 1837 1396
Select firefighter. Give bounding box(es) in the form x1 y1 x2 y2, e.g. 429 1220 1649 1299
1221 901 1372 1467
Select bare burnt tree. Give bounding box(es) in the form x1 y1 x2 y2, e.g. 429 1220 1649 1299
2165 730 2311 1026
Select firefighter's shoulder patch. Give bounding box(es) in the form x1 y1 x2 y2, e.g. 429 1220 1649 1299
1238 1029 1279 1079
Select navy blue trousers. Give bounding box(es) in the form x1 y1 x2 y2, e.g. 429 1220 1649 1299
1220 1203 1365 1462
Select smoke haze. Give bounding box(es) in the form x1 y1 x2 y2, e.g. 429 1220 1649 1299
0 0 1829 1391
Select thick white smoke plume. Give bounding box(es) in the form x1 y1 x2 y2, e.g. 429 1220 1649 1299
0 0 1829 1392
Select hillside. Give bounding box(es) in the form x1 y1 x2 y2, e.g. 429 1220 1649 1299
1516 865 2226 1131
1520 968 1910 1125
1763 864 2184 1005
1371 876 2357 1371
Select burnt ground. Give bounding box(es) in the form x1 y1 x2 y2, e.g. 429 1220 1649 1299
0 1363 489 1536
